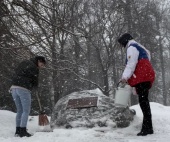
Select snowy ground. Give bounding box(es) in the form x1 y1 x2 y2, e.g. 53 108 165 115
0 102 170 142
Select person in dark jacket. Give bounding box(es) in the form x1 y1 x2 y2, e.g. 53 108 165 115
117 33 155 136
10 56 46 137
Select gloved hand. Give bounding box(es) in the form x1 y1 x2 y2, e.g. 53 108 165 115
120 78 127 83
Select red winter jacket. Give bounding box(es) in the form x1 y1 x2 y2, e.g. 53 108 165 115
128 58 155 87
122 40 155 87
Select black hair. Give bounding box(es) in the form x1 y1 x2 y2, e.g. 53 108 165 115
35 56 46 64
118 33 133 47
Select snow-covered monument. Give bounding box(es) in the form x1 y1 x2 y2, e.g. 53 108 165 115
50 89 135 129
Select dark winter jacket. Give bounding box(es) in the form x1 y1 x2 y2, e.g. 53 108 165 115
12 58 39 90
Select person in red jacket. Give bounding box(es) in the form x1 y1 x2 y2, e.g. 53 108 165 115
118 33 155 136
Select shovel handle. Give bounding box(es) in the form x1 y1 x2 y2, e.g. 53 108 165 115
36 91 42 111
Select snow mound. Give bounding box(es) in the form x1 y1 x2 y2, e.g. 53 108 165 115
50 89 135 129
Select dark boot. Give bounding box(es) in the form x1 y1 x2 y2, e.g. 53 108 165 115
137 115 154 136
137 129 154 136
20 127 32 137
15 127 20 137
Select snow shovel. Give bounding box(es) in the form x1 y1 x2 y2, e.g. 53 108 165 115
36 92 49 126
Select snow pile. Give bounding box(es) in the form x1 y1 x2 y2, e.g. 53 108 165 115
0 102 170 142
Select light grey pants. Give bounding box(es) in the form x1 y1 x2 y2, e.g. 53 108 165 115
11 88 31 127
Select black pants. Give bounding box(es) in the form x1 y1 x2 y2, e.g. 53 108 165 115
135 82 153 131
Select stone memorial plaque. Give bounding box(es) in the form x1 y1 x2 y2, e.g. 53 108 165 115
67 97 98 109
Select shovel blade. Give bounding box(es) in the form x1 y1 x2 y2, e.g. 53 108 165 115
39 114 49 126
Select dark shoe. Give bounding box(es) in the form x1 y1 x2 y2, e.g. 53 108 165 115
137 129 154 136
15 127 20 137
20 127 32 137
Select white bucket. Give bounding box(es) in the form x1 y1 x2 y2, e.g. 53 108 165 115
114 84 132 107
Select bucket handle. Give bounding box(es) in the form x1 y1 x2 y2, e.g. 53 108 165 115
116 81 127 89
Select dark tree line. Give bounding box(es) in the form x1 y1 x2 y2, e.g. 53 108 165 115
0 0 170 114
